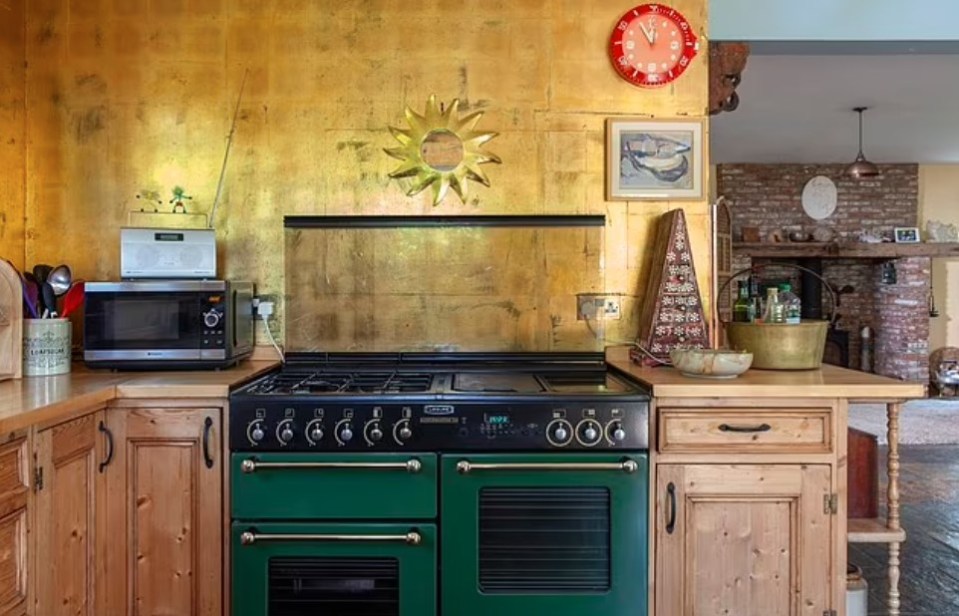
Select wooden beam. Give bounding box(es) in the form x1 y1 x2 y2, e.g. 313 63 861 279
733 242 959 259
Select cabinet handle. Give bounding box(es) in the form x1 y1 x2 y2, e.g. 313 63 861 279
202 417 214 469
666 482 677 535
718 422 771 433
98 421 114 473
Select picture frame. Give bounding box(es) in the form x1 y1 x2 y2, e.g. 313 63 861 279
894 227 921 243
606 118 704 201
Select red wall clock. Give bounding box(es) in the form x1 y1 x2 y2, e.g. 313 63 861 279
609 4 700 88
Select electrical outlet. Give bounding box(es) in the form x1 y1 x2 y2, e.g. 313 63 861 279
577 294 622 321
603 297 621 320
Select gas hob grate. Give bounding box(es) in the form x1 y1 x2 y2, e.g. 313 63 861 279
244 371 434 395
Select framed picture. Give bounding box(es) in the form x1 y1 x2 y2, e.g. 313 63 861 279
894 227 920 243
606 118 704 201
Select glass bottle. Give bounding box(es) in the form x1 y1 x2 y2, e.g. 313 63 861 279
779 283 801 325
762 287 785 323
733 281 751 322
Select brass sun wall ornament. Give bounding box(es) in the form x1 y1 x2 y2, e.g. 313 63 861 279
384 95 501 206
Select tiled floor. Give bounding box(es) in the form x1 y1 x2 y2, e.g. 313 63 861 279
849 445 959 615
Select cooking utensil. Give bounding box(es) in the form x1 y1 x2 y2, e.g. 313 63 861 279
21 278 38 318
61 282 85 318
33 264 52 284
48 264 72 296
24 279 40 317
41 282 57 317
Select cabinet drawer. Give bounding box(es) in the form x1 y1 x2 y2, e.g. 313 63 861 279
658 409 832 453
0 437 28 517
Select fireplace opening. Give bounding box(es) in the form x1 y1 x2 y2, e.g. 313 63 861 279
823 328 851 368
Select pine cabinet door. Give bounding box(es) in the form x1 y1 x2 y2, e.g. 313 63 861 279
0 434 29 616
655 464 833 616
34 411 108 616
104 407 222 616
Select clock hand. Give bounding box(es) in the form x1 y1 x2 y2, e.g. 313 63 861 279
638 21 655 44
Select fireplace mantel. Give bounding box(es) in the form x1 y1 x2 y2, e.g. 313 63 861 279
733 242 959 259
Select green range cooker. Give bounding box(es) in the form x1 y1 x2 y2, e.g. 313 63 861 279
230 352 650 616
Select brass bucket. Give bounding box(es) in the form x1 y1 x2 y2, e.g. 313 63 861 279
725 320 829 370
719 263 836 370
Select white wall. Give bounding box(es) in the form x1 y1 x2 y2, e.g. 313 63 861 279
919 165 959 351
711 0 959 40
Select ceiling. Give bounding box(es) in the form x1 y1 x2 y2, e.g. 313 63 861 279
710 53 959 164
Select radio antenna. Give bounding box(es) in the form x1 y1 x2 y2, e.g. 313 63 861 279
208 68 248 229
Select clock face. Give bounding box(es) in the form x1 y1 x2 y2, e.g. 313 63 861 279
609 4 699 88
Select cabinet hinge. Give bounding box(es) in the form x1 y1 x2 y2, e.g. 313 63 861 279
34 466 43 492
823 493 838 515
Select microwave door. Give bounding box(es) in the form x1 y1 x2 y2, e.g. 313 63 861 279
85 292 203 353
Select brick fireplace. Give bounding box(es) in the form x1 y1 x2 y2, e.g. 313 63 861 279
719 163 930 382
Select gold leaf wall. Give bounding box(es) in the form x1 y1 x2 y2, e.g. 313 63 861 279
0 0 25 271
16 0 710 348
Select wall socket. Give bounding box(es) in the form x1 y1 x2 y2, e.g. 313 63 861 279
576 294 622 321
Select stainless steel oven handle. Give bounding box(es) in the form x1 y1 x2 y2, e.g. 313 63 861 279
455 459 639 474
240 458 422 474
240 530 422 546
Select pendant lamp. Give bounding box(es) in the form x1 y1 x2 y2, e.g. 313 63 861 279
845 107 880 178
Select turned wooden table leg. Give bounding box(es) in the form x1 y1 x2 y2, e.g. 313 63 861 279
887 402 902 615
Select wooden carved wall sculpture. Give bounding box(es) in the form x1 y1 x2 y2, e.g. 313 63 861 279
709 42 750 115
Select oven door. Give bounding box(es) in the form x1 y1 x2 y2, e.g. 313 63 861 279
232 522 436 616
441 453 648 616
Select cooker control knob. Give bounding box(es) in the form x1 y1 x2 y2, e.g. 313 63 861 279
393 419 413 445
305 420 324 445
248 421 265 444
336 419 353 445
277 419 295 445
546 419 573 447
607 420 626 443
576 419 602 447
203 310 221 329
364 421 384 445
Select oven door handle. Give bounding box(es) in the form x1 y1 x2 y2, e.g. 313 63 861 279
455 459 639 474
240 458 423 474
240 530 422 546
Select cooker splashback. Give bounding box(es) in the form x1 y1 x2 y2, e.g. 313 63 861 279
284 215 615 353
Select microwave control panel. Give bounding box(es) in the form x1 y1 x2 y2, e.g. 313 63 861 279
202 293 226 348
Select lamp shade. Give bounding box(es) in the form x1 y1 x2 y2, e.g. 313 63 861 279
845 154 880 179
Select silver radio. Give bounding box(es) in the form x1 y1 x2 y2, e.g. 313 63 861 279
120 227 216 279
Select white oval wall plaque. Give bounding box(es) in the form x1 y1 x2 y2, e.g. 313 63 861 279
801 175 838 220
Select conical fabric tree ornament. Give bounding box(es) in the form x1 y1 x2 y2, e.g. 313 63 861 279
631 208 709 366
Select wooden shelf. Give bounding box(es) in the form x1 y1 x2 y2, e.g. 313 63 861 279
847 517 906 544
733 241 959 259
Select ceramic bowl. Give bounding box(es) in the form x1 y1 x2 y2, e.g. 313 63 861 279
669 348 753 379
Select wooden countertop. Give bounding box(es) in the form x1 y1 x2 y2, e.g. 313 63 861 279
0 360 279 434
606 346 926 400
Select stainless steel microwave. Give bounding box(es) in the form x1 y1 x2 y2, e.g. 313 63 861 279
84 280 254 370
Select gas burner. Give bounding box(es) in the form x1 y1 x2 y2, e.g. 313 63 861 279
246 371 434 395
